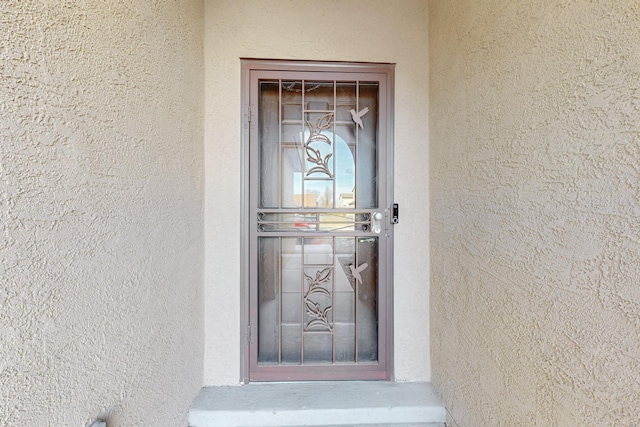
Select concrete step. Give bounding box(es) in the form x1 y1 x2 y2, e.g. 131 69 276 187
188 381 446 427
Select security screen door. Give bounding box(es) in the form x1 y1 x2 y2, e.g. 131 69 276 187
244 61 394 381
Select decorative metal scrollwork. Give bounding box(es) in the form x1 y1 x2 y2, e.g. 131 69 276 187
361 212 371 232
257 212 265 231
350 107 369 129
303 267 333 331
304 113 334 177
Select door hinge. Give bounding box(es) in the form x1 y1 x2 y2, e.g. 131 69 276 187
244 104 256 129
384 208 390 236
247 104 256 123
246 320 254 344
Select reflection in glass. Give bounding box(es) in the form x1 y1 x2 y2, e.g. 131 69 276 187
281 237 301 364
356 83 379 209
259 82 280 208
258 237 279 363
357 237 378 362
257 236 378 366
259 79 376 210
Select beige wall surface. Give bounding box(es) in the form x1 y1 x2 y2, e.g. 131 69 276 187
204 0 429 384
1 2 204 426
430 1 640 426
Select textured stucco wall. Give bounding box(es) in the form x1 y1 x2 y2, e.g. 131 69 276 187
204 0 429 384
430 1 640 426
1 2 204 426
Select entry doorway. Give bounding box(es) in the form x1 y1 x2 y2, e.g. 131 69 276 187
242 60 395 381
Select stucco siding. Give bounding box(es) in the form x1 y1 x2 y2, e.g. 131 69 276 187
430 1 640 425
1 1 204 426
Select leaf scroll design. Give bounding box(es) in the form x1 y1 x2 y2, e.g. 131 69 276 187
304 113 334 177
303 267 333 331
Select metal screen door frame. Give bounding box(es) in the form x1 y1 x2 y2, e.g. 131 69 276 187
241 59 395 382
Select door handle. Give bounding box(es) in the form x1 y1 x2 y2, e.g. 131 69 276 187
372 211 384 234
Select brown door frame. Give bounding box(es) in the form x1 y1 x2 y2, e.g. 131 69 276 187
240 59 395 382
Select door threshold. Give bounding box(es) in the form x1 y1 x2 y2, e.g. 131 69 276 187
188 381 445 427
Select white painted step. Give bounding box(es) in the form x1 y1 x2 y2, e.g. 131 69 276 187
189 381 446 427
